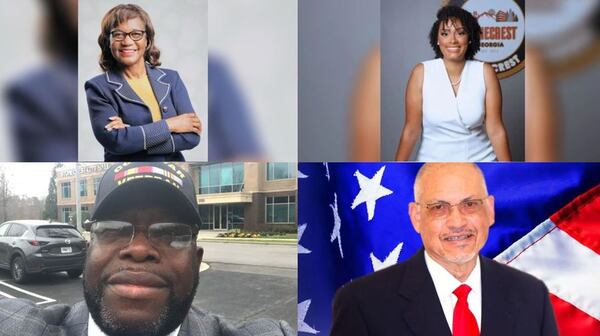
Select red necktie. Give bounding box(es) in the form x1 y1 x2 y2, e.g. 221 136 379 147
453 284 479 336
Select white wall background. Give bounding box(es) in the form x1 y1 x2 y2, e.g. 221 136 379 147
208 0 298 161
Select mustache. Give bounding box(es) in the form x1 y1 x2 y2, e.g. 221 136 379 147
440 227 476 239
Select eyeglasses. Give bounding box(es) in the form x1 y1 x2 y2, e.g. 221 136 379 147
90 221 196 250
416 198 487 218
110 29 146 42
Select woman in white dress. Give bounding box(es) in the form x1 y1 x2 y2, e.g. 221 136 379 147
395 6 511 161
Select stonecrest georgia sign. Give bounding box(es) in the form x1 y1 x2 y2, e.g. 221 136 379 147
447 0 525 79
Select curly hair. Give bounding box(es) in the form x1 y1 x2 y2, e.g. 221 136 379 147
428 6 481 60
97 4 161 72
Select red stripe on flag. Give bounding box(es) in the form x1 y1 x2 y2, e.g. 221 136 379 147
550 294 600 336
550 184 600 255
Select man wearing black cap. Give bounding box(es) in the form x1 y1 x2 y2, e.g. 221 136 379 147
0 162 293 336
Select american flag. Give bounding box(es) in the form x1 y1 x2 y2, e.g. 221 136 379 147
297 163 600 335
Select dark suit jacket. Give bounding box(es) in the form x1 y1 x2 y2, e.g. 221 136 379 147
6 62 77 161
85 64 200 161
331 249 558 336
0 299 294 336
208 56 263 161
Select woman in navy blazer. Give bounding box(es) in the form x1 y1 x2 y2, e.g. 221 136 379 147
85 4 201 162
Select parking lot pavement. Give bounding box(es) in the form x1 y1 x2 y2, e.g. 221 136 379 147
199 241 297 269
196 263 297 329
0 241 298 331
0 271 82 306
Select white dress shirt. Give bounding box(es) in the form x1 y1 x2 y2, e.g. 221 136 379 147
88 313 181 336
424 251 482 332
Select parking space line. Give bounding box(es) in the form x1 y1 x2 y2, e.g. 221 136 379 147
0 281 56 305
0 290 15 298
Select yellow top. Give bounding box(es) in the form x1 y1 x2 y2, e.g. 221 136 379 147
126 75 162 122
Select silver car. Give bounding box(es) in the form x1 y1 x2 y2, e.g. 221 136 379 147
0 220 87 283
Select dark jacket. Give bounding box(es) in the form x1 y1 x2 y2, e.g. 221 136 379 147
85 65 200 162
0 299 294 336
6 62 77 161
331 248 558 336
208 56 262 160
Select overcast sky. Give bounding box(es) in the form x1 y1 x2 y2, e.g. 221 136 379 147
0 163 76 199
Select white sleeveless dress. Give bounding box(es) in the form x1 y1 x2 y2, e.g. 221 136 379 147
416 59 496 162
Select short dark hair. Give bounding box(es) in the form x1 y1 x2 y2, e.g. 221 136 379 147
97 4 161 72
428 6 481 60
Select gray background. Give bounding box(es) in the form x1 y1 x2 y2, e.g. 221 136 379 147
298 0 380 161
78 0 208 161
381 0 525 161
209 0 297 162
557 62 600 161
525 0 600 161
0 0 43 160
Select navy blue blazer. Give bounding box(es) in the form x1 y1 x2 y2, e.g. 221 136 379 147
331 248 558 336
208 56 262 160
6 62 77 161
85 64 200 161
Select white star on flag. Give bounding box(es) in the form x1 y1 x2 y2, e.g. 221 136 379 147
330 193 343 258
370 242 404 272
323 162 330 181
298 170 309 179
298 299 319 334
351 166 393 221
298 223 311 254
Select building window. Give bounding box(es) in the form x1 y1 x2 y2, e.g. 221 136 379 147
62 207 73 223
61 182 71 199
199 163 244 194
94 177 101 195
266 195 296 224
80 179 88 197
267 163 296 181
81 206 90 222
228 204 245 230
199 205 213 230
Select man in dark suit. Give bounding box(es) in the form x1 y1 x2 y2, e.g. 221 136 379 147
0 162 292 336
331 163 558 336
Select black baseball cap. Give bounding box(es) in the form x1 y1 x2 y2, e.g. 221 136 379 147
91 162 201 228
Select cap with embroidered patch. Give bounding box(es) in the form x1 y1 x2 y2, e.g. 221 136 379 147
91 162 201 227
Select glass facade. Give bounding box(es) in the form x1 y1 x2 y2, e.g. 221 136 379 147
267 163 296 180
61 182 71 199
199 204 245 230
199 206 213 230
266 195 296 224
228 204 245 230
199 163 244 194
